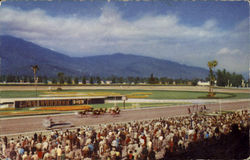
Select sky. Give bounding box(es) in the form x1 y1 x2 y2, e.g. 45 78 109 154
0 0 249 76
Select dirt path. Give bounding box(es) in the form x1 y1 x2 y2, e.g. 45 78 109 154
0 100 249 136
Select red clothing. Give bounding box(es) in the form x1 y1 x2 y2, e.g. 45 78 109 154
169 141 174 152
193 133 197 141
142 135 147 146
126 137 131 145
128 153 133 160
37 150 43 159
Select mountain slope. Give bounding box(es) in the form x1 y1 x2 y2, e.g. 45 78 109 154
0 35 80 76
0 35 208 79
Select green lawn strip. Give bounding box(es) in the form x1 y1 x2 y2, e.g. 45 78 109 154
36 89 250 99
90 102 189 109
0 110 61 118
0 108 78 118
230 93 250 99
1 89 249 99
215 86 249 90
197 92 235 99
0 90 43 98
135 103 189 108
0 102 188 118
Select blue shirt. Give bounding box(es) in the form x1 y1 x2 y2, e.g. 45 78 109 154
19 148 24 155
88 144 94 151
205 133 209 139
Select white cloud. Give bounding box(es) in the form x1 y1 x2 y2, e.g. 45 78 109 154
0 6 224 55
0 5 248 74
217 47 241 55
215 47 249 74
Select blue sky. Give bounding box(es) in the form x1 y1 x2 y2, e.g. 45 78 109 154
0 1 249 75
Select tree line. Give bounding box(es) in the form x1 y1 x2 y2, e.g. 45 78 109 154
0 70 247 87
0 74 203 86
216 69 244 87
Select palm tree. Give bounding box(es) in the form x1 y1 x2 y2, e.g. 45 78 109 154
31 65 39 98
208 60 218 97
31 65 39 83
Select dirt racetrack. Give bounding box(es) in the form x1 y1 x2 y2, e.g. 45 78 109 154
0 100 249 136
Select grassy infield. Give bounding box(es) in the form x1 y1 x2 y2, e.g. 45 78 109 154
1 89 250 99
0 89 249 117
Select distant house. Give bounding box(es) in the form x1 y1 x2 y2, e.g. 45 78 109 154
197 81 210 86
47 80 52 84
106 81 112 85
101 81 105 85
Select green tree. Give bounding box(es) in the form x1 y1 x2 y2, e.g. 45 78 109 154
6 75 16 82
0 75 5 82
135 77 140 84
57 72 64 84
67 77 72 84
127 76 135 84
160 77 166 84
28 76 34 83
23 76 28 83
118 77 124 84
167 78 173 85
74 77 79 85
216 69 224 86
96 76 101 84
37 76 43 83
148 73 155 84
217 69 230 86
140 77 146 83
82 76 86 84
42 76 48 84
16 76 21 83
191 78 199 86
217 69 244 87
231 72 243 87
111 76 116 83
90 77 94 84
52 78 57 84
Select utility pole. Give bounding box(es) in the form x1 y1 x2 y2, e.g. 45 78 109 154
122 96 127 109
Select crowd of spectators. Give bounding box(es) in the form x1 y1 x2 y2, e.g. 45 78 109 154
0 109 248 160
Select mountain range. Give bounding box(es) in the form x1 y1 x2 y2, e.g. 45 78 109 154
0 35 209 79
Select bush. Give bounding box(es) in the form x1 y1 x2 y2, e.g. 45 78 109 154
56 87 63 91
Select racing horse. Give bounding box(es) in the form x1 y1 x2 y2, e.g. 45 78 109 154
110 106 120 116
77 110 88 118
76 108 93 118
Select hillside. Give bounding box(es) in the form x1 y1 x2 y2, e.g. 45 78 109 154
0 35 208 79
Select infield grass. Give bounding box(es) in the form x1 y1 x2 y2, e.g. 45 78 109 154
0 89 249 99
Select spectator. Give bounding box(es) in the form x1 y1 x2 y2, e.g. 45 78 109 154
0 110 248 160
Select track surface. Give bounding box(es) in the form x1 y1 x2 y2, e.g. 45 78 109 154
0 100 249 136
